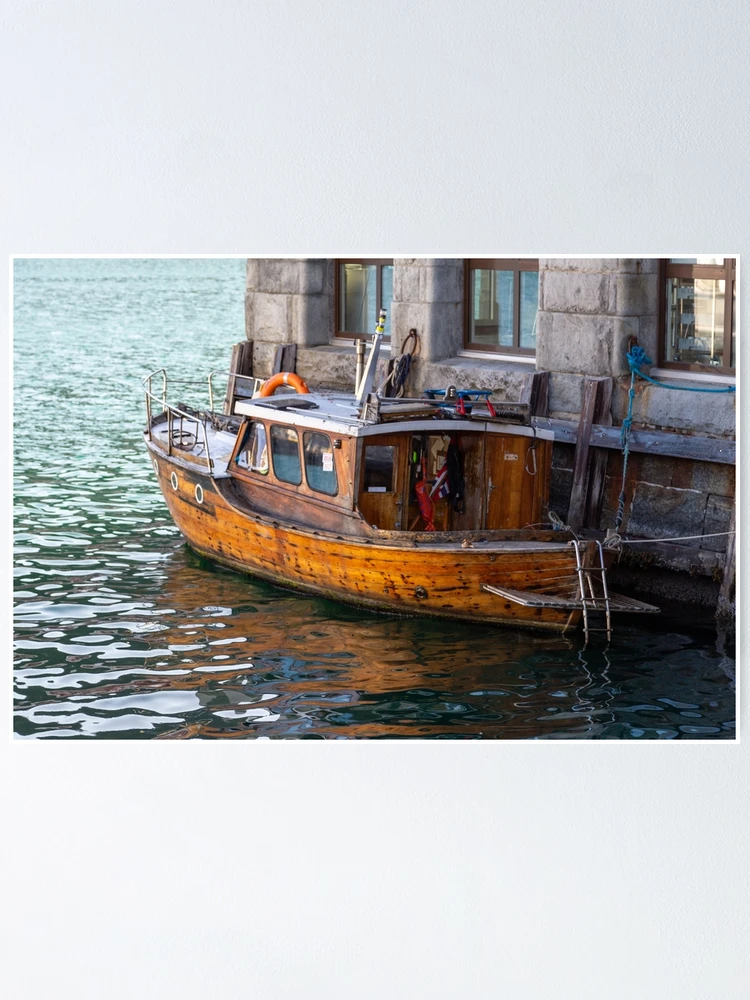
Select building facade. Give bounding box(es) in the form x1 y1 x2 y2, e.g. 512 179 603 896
244 258 736 608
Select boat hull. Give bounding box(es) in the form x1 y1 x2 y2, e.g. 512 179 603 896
148 447 584 632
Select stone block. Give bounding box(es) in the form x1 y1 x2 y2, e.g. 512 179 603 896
251 293 292 342
537 312 613 376
244 291 254 340
635 454 679 487
420 264 461 304
680 461 734 497
548 468 573 522
608 273 659 317
298 259 326 295
619 258 660 274
413 357 528 401
638 383 736 436
292 292 331 346
611 317 640 376
421 302 464 361
627 482 707 541
540 258 622 273
252 341 277 378
635 314 659 367
702 494 733 552
297 345 357 390
391 301 427 349
246 259 260 289
393 262 421 303
542 270 610 314
547 371 585 418
258 259 303 295
551 442 575 472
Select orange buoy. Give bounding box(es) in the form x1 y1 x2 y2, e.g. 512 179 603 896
258 372 310 397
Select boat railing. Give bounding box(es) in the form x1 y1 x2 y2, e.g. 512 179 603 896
143 368 266 475
206 370 265 412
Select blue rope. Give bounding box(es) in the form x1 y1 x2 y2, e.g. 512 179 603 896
627 345 735 393
614 345 735 532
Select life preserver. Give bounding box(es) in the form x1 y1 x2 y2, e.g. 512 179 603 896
258 372 310 397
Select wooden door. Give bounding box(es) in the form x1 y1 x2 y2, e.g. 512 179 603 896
357 434 406 530
485 433 550 529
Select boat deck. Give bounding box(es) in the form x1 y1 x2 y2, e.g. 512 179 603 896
147 410 239 476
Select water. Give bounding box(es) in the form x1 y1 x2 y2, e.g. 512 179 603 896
13 258 736 740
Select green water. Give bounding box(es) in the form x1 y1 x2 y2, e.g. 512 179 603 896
13 258 736 739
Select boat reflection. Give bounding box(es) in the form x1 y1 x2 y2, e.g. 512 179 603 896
16 544 733 740
144 547 615 738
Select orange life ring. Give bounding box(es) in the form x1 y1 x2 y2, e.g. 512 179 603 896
258 372 310 397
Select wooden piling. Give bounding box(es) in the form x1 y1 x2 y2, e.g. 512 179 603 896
272 343 298 376
223 341 254 414
567 376 613 531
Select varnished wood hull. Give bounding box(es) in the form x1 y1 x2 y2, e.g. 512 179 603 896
148 445 586 632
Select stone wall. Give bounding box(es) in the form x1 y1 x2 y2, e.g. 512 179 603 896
243 257 735 600
537 258 660 418
245 258 334 376
391 258 464 361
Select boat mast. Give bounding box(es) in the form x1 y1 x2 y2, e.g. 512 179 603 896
355 309 386 409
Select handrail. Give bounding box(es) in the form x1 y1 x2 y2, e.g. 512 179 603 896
142 368 265 475
142 368 216 475
207 370 265 412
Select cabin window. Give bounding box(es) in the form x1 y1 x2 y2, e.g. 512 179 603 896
270 425 302 485
235 422 269 474
303 432 338 496
363 445 395 492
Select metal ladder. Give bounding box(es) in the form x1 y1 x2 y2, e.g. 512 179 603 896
571 540 612 642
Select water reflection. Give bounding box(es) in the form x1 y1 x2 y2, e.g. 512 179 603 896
14 545 736 740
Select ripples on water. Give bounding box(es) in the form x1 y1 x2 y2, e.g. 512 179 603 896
13 258 736 739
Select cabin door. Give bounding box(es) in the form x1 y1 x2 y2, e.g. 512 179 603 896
357 435 406 531
485 433 548 529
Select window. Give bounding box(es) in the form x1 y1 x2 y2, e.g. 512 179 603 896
661 258 736 373
363 445 395 492
465 259 539 355
303 432 338 496
335 259 394 340
235 422 268 474
270 425 302 485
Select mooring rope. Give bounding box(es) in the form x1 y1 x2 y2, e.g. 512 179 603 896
614 344 735 534
615 530 734 545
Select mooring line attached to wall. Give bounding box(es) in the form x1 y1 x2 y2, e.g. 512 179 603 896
616 531 735 545
614 344 735 534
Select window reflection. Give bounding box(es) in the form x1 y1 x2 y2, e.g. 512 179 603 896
665 277 726 367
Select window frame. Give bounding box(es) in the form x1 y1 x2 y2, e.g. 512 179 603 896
302 431 338 497
659 258 736 375
334 258 394 341
464 258 539 356
269 424 303 486
233 420 269 475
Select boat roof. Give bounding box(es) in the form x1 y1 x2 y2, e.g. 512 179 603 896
234 391 554 440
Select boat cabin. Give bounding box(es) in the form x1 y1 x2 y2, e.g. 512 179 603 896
228 392 553 537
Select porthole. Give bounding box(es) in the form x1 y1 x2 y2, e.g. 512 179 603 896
194 483 204 504
170 471 178 491
152 458 158 474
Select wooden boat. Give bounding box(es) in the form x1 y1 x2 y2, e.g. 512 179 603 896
142 325 658 636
